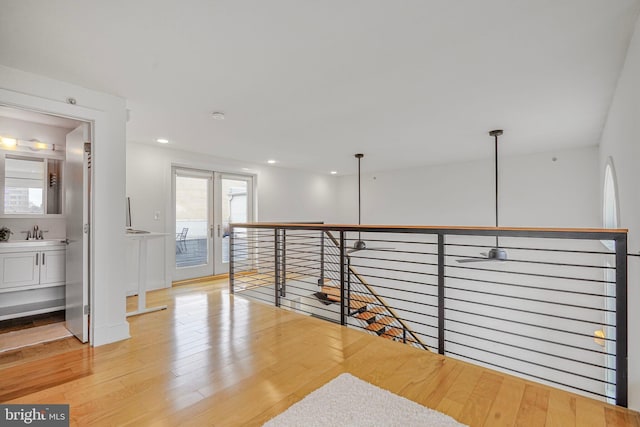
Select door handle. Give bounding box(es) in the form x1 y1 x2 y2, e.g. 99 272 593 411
217 224 221 237
42 252 45 265
61 238 70 245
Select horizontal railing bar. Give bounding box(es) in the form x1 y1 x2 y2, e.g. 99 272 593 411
447 264 614 285
445 340 615 385
445 317 615 354
350 248 440 256
345 272 438 291
347 254 438 268
446 351 612 400
445 255 615 270
445 242 615 256
445 296 616 327
446 329 614 371
348 322 438 342
444 274 611 298
345 238 438 247
349 263 439 278
445 285 615 313
445 306 616 339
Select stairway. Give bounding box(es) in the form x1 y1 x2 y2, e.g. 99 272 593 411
317 284 418 346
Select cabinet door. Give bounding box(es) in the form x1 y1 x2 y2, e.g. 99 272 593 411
0 252 40 290
40 250 66 285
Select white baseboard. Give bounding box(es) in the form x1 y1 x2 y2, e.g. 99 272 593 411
92 321 130 346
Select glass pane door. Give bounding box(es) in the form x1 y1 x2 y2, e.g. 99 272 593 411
174 168 213 280
214 173 253 274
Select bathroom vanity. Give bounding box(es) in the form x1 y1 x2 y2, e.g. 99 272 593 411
0 239 66 321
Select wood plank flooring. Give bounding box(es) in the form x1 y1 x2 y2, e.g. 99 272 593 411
0 278 638 426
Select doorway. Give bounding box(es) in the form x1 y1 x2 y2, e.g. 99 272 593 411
0 105 91 352
173 167 253 281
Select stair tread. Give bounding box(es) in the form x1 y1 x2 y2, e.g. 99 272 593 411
351 294 376 304
383 327 403 337
322 286 340 296
365 322 386 332
376 316 395 326
355 311 376 321
349 300 367 310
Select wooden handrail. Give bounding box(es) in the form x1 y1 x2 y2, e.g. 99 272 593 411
324 231 431 352
232 223 628 236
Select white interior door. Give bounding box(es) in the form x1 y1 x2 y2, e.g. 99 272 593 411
173 168 214 281
214 173 253 274
65 123 89 342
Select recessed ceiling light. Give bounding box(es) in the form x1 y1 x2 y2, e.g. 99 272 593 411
156 138 169 144
267 159 277 164
330 171 337 175
211 112 225 120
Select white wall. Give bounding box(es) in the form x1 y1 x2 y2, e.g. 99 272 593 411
599 13 640 411
335 146 600 228
0 64 129 346
125 142 338 290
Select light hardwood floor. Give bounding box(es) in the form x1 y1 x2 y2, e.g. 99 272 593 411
0 278 638 426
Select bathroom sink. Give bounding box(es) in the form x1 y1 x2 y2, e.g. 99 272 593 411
0 239 67 248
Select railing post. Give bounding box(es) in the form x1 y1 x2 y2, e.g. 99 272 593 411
281 229 287 298
229 227 235 295
319 231 325 285
438 233 445 355
615 234 628 407
339 231 346 325
347 256 352 323
274 228 281 307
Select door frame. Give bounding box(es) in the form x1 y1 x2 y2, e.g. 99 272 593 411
168 162 256 282
214 172 254 274
172 166 214 281
0 94 95 345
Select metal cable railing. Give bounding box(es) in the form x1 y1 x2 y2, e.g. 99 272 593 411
229 223 628 407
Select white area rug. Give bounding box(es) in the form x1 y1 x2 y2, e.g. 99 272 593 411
0 323 72 353
263 373 467 427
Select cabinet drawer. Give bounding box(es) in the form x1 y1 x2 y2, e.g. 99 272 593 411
0 252 40 289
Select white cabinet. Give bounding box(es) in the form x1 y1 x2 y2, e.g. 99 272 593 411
0 242 66 321
40 250 66 285
0 248 65 292
0 252 40 289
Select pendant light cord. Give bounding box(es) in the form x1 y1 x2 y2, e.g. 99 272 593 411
495 132 499 248
358 154 362 242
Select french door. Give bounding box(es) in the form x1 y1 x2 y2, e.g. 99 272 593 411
173 168 252 281
214 173 253 274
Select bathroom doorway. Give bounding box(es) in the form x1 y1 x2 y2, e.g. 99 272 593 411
0 105 91 353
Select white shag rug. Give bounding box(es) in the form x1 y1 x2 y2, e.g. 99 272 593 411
263 373 467 427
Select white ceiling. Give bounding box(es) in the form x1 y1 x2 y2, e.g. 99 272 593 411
0 0 638 174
